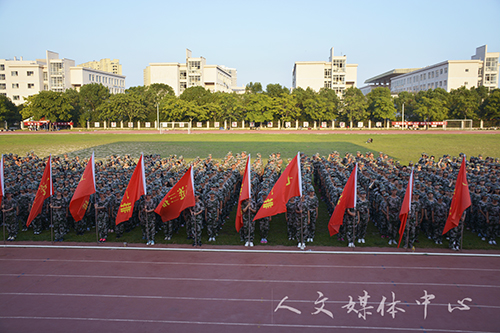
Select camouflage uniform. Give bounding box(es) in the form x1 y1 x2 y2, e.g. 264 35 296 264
96 195 110 241
432 199 448 243
256 195 270 242
386 194 402 242
344 208 356 244
356 197 370 241
140 198 156 243
205 195 220 240
241 198 256 244
3 196 18 240
306 192 319 241
286 197 297 240
51 196 67 241
191 199 205 246
487 199 500 243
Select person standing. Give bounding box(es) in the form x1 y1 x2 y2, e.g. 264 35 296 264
306 186 319 243
191 192 205 246
206 191 220 242
95 192 109 243
2 191 19 241
141 192 156 245
50 189 67 242
242 198 256 247
356 190 370 244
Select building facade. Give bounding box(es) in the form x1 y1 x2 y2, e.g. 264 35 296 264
292 48 358 98
0 51 126 105
390 45 499 94
78 58 122 75
144 49 241 96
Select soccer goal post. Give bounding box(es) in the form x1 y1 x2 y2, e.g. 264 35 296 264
444 119 473 130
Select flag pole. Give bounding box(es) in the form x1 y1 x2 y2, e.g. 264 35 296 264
247 202 251 246
353 208 357 249
460 212 465 252
2 209 5 244
146 209 149 245
300 210 304 250
50 197 54 244
95 194 99 243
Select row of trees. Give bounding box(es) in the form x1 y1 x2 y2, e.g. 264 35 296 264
1 82 499 128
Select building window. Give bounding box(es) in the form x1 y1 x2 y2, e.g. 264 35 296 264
27 71 34 76
324 69 331 78
43 84 48 90
50 62 63 75
324 81 331 88
445 68 448 74
440 69 443 74
444 80 447 86
13 95 20 101
0 83 5 90
0 74 5 80
12 83 19 89
439 81 442 87
28 83 35 89
465 69 469 72
464 82 468 86
11 71 18 76
0 64 4 71
89 74 92 81
43 72 48 81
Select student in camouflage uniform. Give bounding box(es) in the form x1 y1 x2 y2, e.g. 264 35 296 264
295 194 308 249
487 194 500 245
477 194 489 241
306 186 319 243
206 191 220 242
345 207 357 248
286 197 297 241
2 192 19 241
141 192 157 245
50 189 67 242
256 191 270 244
405 192 422 249
95 192 109 242
423 192 436 240
386 187 402 245
191 193 204 246
432 194 448 244
356 190 370 244
17 187 30 231
242 197 256 246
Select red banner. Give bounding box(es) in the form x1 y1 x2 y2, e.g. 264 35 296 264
69 153 96 222
27 156 53 226
155 166 195 223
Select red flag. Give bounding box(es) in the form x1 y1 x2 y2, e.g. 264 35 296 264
155 166 195 222
27 155 53 227
0 154 4 208
236 155 251 232
328 164 357 236
69 152 96 222
253 152 302 221
116 154 146 225
442 156 471 235
397 167 414 248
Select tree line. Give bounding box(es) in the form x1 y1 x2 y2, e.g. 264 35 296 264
1 82 499 128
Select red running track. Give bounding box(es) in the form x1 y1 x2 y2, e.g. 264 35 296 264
0 245 499 333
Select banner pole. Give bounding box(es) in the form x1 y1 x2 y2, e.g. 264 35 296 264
95 195 99 243
247 202 251 246
50 198 54 244
2 209 5 244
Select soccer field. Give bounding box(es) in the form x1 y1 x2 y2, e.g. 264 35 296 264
1 131 499 164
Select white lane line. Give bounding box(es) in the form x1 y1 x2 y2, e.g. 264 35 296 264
1 258 498 272
1 273 499 289
2 244 500 257
0 316 496 333
1 292 499 310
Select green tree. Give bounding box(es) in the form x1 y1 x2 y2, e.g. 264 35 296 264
340 87 367 124
213 92 243 122
21 91 73 126
98 93 146 123
449 87 480 120
394 91 416 121
413 88 449 125
303 88 339 123
64 88 83 126
273 93 301 123
291 87 317 121
245 82 263 94
244 93 274 123
266 83 289 98
144 83 176 122
479 89 500 121
367 87 397 125
0 95 20 126
79 83 110 124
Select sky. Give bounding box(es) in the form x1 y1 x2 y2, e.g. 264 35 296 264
1 0 499 90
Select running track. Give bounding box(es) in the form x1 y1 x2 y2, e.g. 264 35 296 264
1 244 499 333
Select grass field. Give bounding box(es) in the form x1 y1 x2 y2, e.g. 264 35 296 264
1 132 500 164
2 131 500 250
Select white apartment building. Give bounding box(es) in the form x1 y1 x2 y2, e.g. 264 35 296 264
292 48 358 98
144 49 241 96
0 51 126 105
390 45 499 94
78 58 122 75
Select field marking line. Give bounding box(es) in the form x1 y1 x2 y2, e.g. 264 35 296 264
2 273 499 289
1 257 498 272
2 244 500 258
0 316 496 333
1 292 499 310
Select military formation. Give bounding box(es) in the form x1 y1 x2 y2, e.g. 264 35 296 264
1 151 499 250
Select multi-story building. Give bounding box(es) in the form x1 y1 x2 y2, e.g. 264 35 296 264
390 45 499 94
78 58 122 75
360 68 420 95
0 51 126 105
144 49 242 96
292 48 358 98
